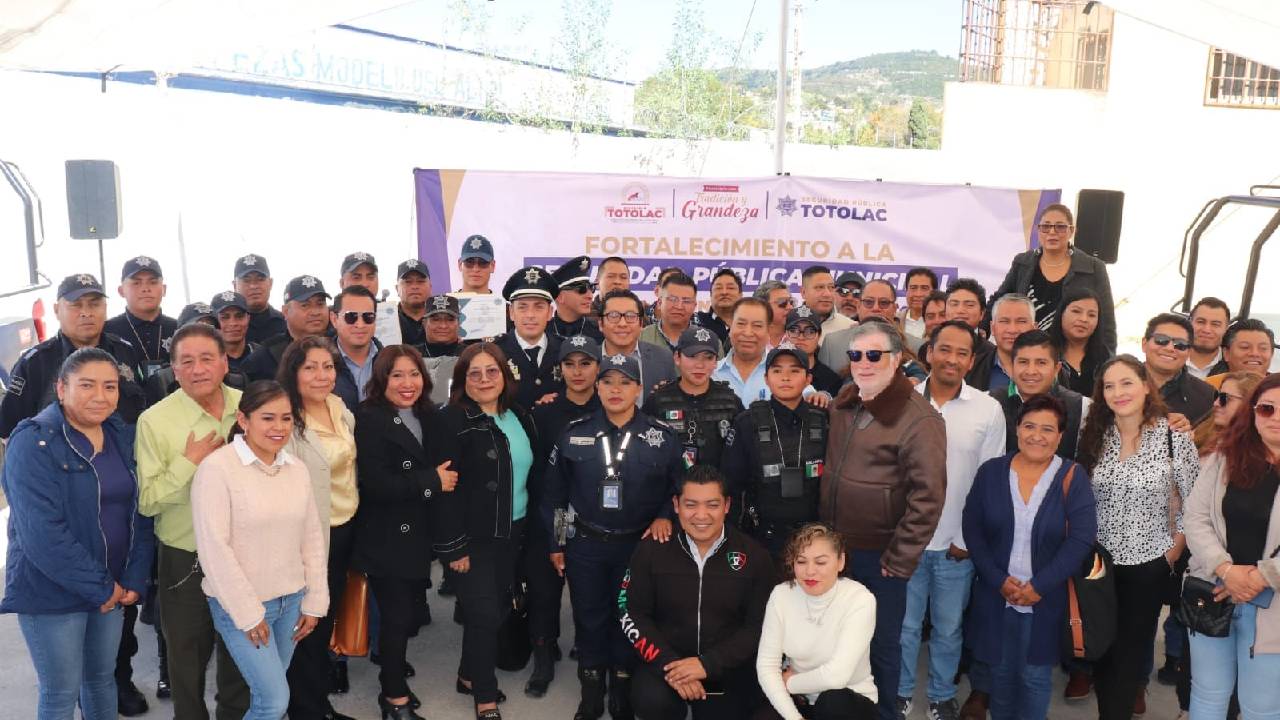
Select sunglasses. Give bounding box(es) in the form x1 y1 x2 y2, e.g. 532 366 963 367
462 258 492 268
847 349 891 363
1257 403 1278 419
835 287 862 298
564 282 597 295
1037 222 1073 234
1148 333 1191 352
340 311 377 325
787 326 819 339
1215 391 1242 407
860 297 896 309
774 297 796 309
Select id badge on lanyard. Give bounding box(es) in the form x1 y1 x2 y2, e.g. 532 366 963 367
599 431 632 512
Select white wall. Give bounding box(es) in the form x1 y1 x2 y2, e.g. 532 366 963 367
0 9 1276 343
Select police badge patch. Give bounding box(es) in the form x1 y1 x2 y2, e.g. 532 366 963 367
641 427 665 448
507 358 521 381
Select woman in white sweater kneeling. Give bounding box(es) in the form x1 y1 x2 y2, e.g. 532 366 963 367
756 523 878 720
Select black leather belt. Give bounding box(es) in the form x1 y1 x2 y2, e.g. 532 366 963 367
573 520 644 544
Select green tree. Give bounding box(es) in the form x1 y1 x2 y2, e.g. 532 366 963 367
907 99 929 149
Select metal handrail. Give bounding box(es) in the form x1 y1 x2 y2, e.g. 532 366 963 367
1180 194 1280 320
0 160 47 294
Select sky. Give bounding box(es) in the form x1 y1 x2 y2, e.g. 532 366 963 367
354 0 962 82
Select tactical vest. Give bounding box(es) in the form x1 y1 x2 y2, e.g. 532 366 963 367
745 400 828 529
648 381 741 468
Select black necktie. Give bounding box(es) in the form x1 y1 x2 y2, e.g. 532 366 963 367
525 346 541 366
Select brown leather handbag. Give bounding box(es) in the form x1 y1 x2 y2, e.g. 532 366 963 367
329 570 369 657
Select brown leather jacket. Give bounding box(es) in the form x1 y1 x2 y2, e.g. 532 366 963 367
820 370 947 577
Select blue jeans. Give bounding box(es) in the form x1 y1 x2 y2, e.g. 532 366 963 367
899 549 974 702
209 591 303 720
846 549 909 720
1190 602 1280 719
18 607 125 720
990 608 1053 720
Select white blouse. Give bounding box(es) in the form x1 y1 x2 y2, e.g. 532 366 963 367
756 578 877 720
1090 418 1199 565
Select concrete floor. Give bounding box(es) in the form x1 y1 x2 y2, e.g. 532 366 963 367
0 561 1183 719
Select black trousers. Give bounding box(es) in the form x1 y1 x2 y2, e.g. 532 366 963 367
632 661 764 720
287 521 355 719
157 544 249 720
115 604 139 684
524 519 564 641
456 524 525 705
1094 556 1169 720
752 688 878 720
367 574 421 700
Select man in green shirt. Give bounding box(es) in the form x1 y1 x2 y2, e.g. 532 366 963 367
136 323 249 720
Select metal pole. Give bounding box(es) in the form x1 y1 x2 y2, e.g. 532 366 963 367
774 0 789 174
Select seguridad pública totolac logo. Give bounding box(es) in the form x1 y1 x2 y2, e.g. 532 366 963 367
605 182 665 223
794 195 890 222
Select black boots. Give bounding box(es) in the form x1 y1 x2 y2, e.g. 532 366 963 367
378 695 424 720
524 639 556 698
574 666 607 720
607 669 633 720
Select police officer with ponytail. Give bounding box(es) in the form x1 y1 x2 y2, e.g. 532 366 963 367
642 326 743 470
721 344 828 566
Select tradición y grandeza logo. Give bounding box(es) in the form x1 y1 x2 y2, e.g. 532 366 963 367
679 184 761 224
777 195 889 222
605 182 665 223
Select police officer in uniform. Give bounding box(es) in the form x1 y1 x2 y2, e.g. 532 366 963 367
104 255 178 377
543 353 684 720
550 256 605 343
641 326 743 470
241 275 331 381
0 274 147 438
524 335 603 698
211 290 261 373
232 253 289 344
721 344 828 566
496 266 564 410
396 259 432 346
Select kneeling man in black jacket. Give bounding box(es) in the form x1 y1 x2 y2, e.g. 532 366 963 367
619 465 776 719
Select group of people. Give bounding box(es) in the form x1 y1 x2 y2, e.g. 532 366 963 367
0 201 1277 720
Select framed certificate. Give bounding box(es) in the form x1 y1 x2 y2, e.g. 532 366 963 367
452 293 508 339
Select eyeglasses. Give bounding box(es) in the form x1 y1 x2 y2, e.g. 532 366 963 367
1037 222 1073 234
1256 403 1278 419
773 297 795 309
787 327 819 339
1149 333 1191 352
564 282 596 295
860 297 896 310
847 349 891 363
602 311 642 324
466 367 502 382
1215 391 1242 407
835 287 862 298
340 311 376 325
462 258 492 268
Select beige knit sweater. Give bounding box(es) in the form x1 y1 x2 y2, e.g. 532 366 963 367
192 437 328 631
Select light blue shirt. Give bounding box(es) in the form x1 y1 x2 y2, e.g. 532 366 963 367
338 342 379 402
713 351 770 404
490 410 532 521
1006 455 1062 614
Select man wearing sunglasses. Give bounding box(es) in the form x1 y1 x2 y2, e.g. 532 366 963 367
818 279 898 380
821 321 947 720
1142 313 1215 426
550 255 605 343
331 285 382 411
496 266 564 409
753 280 795 349
799 265 854 336
834 271 865 320
458 233 497 294
242 275 332 382
1206 319 1277 388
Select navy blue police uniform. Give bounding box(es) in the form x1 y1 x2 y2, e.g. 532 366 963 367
640 326 743 470
495 266 565 410
233 254 288 345
103 256 178 376
549 256 605 343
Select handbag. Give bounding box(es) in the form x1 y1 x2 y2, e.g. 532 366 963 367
1061 464 1118 661
1176 575 1233 637
330 569 370 657
495 584 532 671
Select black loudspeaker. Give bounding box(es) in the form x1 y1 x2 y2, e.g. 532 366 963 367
65 160 122 239
1074 189 1123 264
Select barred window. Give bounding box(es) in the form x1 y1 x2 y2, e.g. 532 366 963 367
1205 49 1280 109
960 0 1113 91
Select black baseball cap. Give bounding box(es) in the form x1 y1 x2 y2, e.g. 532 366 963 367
766 343 809 369
177 302 216 327
397 258 430 280
283 275 330 304
786 306 822 332
460 234 495 262
210 290 249 314
121 255 162 280
425 295 460 318
558 334 602 363
234 254 271 279
835 271 866 288
57 273 107 302
598 352 641 382
676 326 720 357
340 252 378 276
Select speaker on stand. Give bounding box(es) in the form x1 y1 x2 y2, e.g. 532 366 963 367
65 159 122 284
1074 189 1124 264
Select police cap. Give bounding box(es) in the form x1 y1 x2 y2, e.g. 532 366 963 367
558 334 601 363
502 266 557 303
57 273 107 302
